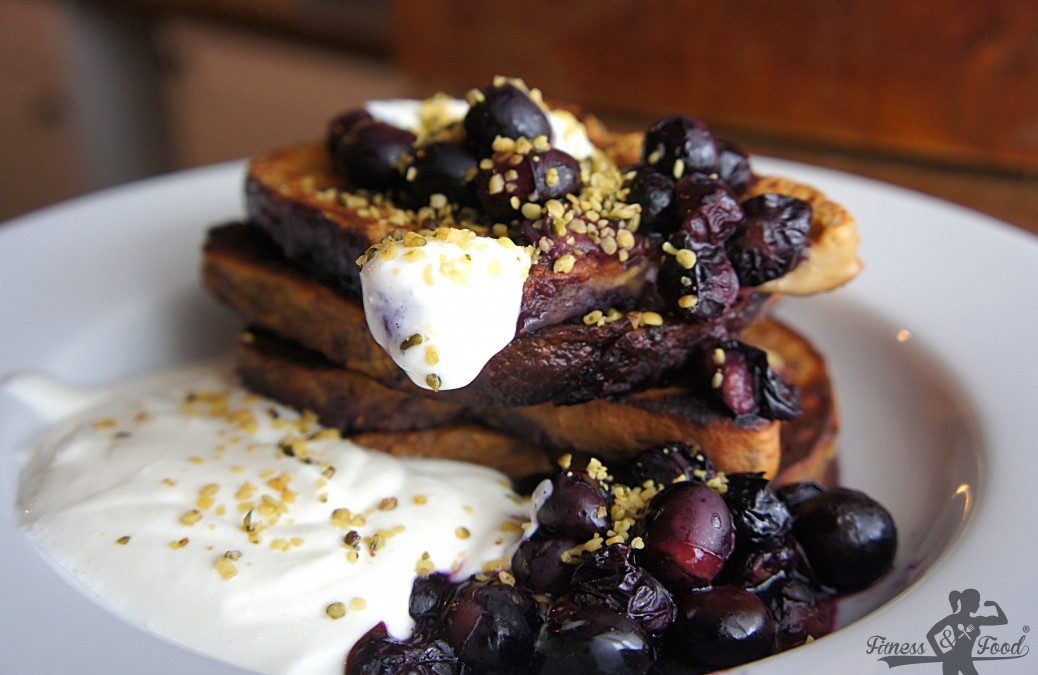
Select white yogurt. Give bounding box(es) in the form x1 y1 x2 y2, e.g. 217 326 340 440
360 230 532 391
12 364 527 675
365 97 596 159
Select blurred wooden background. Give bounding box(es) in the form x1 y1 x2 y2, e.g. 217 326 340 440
1 0 1036 234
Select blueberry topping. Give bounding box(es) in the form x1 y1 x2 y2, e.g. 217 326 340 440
569 544 676 636
535 470 610 540
667 587 776 670
716 139 754 195
764 576 836 649
512 531 580 594
346 622 457 675
410 573 455 625
445 578 540 673
402 141 478 208
722 472 792 548
657 234 740 323
622 164 677 234
791 487 898 591
331 119 416 192
534 601 654 675
694 339 800 420
727 193 812 286
642 115 718 179
465 83 553 156
618 442 715 489
775 481 826 514
673 174 745 245
475 149 581 221
327 108 373 154
643 481 735 591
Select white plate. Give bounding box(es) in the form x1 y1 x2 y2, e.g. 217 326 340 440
1 159 1036 674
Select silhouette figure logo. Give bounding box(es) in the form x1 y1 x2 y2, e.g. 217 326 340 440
865 589 1029 672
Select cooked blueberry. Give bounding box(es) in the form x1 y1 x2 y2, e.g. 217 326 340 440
667 587 776 670
445 578 540 673
764 576 836 649
464 83 553 155
727 193 812 286
623 164 677 234
657 234 739 323
642 115 718 179
327 108 372 154
791 488 897 592
410 573 455 625
475 149 582 221
332 119 416 192
534 601 653 675
694 339 799 420
619 442 715 488
535 471 610 540
673 175 744 244
403 141 478 207
643 482 735 591
723 472 792 548
512 531 579 595
570 544 676 635
346 622 456 675
716 139 754 195
775 481 826 514
717 535 814 592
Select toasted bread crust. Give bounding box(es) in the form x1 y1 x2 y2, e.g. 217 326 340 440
205 223 770 407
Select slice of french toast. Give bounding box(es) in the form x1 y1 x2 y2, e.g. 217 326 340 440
205 222 774 407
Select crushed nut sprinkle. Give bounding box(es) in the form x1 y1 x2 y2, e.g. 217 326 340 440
350 597 367 611
115 536 131 545
180 509 203 526
675 248 697 269
455 527 471 540
415 551 436 576
169 537 189 550
326 602 346 619
678 294 699 309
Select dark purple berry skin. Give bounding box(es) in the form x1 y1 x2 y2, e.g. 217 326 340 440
534 601 654 675
444 579 540 674
619 442 715 489
716 139 754 196
723 472 792 548
776 481 826 515
512 532 580 595
727 193 812 287
695 339 799 420
332 119 416 192
403 141 478 207
623 164 677 234
535 471 610 540
475 149 582 221
718 535 815 592
346 622 457 675
569 544 676 636
673 175 744 245
642 115 718 178
763 576 836 649
643 482 735 591
327 108 373 154
667 587 776 670
657 235 739 323
464 83 553 156
791 488 897 592
410 573 455 625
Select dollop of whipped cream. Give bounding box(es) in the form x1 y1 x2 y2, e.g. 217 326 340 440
364 96 597 159
360 228 533 391
12 364 528 675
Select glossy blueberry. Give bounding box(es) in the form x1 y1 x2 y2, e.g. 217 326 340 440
535 471 610 540
717 535 814 592
764 576 836 649
695 339 799 420
445 578 540 673
619 442 715 489
723 472 792 548
410 573 455 625
643 482 735 591
403 141 478 207
475 149 581 220
570 544 676 636
512 531 580 595
332 119 416 192
623 164 677 234
775 481 826 514
673 175 744 245
464 83 553 155
327 108 373 154
534 601 654 675
791 487 897 592
727 193 812 287
642 115 718 179
716 139 754 195
667 587 776 670
657 234 739 323
346 622 456 675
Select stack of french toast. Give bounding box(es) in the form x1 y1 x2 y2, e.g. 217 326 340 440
202 77 861 486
